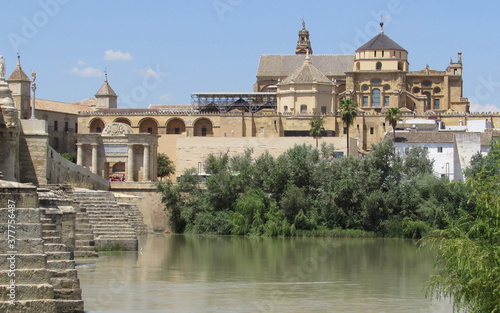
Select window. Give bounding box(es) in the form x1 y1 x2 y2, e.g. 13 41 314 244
370 127 374 134
434 99 440 110
321 106 327 114
384 84 390 91
371 78 382 84
413 87 420 93
260 127 264 134
174 127 180 134
423 92 431 110
362 96 369 107
374 51 377 57
54 121 58 131
384 96 390 107
372 88 381 106
53 137 59 150
75 123 78 133
64 122 69 132
437 147 443 153
343 127 347 135
362 84 369 91
376 62 382 70
300 105 307 113
284 105 288 112
201 127 207 137
382 51 385 57
434 87 441 93
398 62 403 71
96 127 102 133
422 80 432 87
147 127 153 134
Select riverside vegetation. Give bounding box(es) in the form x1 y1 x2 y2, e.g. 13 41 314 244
157 140 468 238
157 140 499 312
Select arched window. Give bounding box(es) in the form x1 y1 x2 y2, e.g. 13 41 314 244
372 88 381 107
398 62 403 71
283 105 288 112
89 118 105 133
139 118 159 134
166 118 186 134
300 105 307 113
376 62 382 70
423 91 431 110
193 118 213 137
356 62 360 71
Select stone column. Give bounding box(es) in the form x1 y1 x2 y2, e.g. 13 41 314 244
126 144 134 182
91 144 98 175
76 144 83 166
143 144 150 181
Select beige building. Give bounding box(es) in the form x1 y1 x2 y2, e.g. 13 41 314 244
76 22 500 180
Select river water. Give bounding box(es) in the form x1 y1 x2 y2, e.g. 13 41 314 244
76 235 453 313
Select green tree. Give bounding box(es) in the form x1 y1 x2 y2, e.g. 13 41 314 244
385 107 401 140
157 153 175 180
309 117 325 148
61 153 76 163
424 145 500 313
339 98 358 156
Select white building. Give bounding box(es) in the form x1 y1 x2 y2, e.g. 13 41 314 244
388 130 497 181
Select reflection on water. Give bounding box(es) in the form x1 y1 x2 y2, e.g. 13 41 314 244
77 235 453 313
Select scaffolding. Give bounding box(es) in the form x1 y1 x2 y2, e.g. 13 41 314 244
191 92 277 113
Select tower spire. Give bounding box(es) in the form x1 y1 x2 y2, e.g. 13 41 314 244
295 19 313 55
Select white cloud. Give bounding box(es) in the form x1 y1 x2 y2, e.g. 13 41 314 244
159 93 175 103
76 60 86 66
104 49 133 61
469 101 500 113
70 67 103 77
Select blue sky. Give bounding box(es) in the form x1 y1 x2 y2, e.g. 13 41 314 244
2 0 500 112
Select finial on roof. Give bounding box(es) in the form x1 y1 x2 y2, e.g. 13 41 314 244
104 67 108 82
16 52 21 66
305 49 311 63
380 20 384 33
301 17 305 29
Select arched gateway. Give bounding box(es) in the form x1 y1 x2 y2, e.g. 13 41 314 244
76 122 159 182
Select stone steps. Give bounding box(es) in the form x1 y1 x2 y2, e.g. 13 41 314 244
0 207 58 312
71 189 146 251
38 203 86 313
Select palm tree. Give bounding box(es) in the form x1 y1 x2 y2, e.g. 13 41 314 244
339 98 358 156
385 107 401 140
309 117 325 148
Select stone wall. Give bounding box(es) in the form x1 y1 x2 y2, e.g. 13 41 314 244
110 182 165 232
19 119 49 185
46 146 109 191
170 136 351 178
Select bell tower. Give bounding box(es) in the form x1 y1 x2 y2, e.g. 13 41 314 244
7 55 31 119
295 20 313 55
95 70 118 109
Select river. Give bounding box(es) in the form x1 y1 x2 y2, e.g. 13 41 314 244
76 234 453 313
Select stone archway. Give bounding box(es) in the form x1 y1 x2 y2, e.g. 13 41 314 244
139 118 158 134
193 118 213 137
89 118 105 133
166 118 186 134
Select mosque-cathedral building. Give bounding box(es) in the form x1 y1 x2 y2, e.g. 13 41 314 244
4 22 500 181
